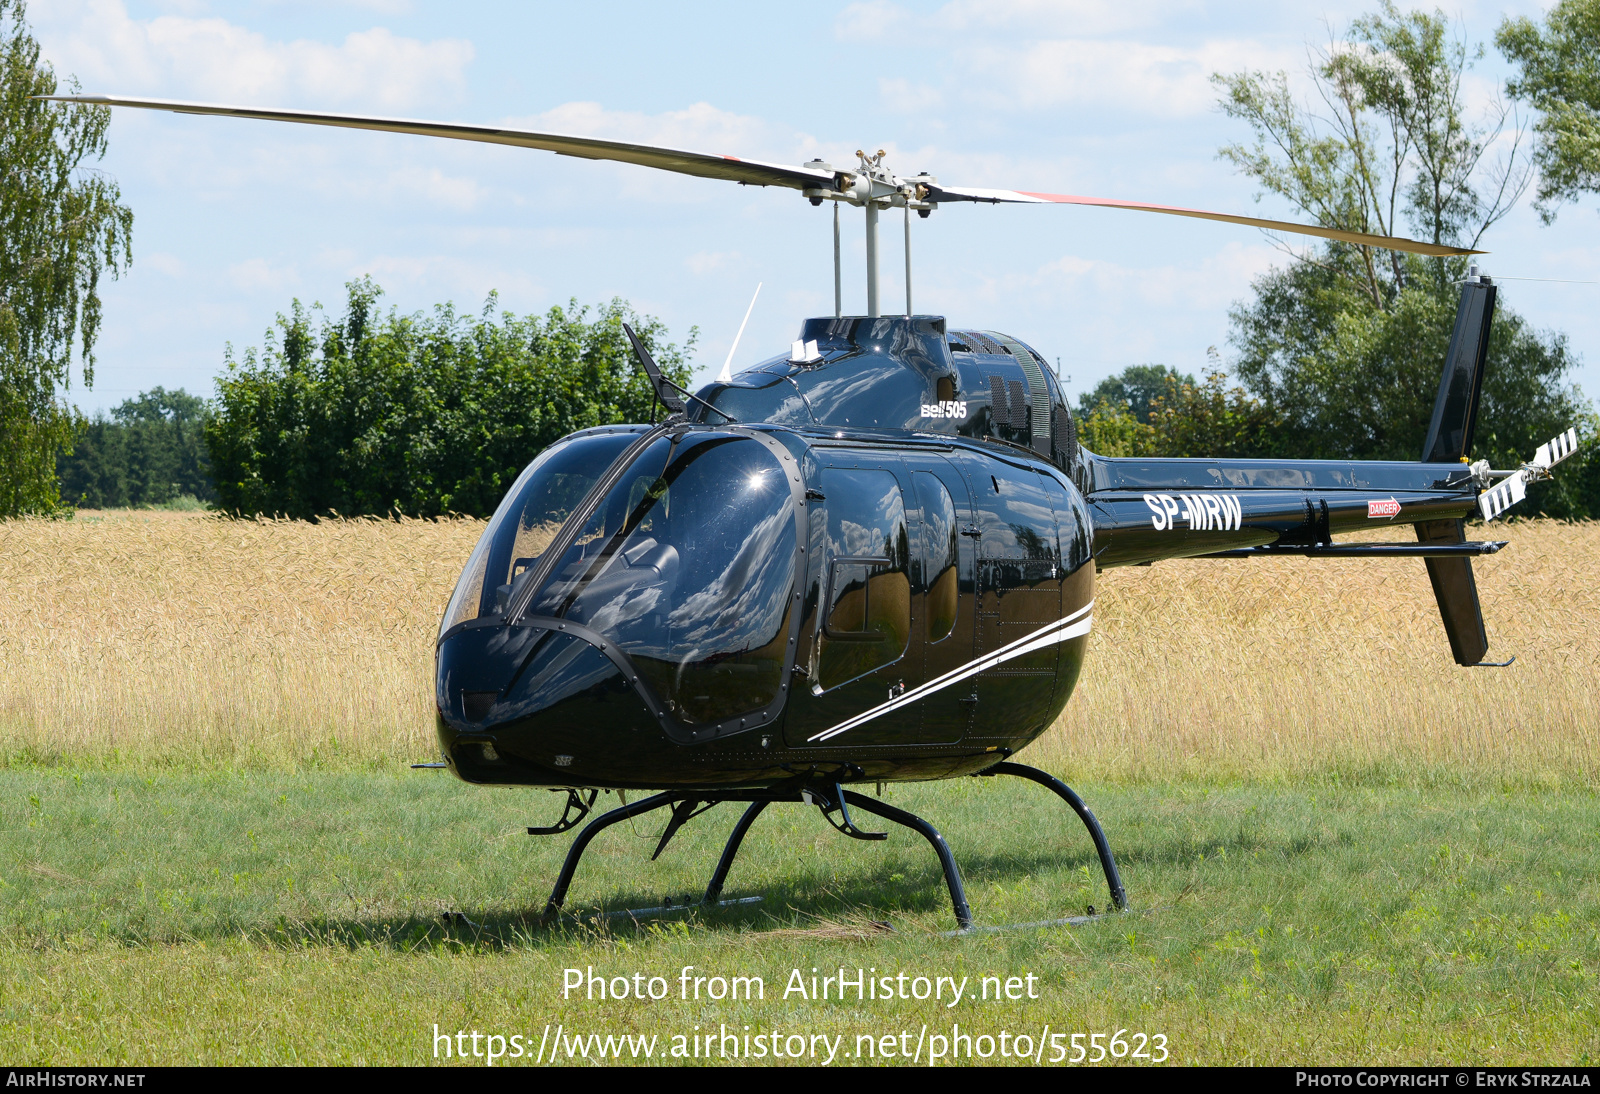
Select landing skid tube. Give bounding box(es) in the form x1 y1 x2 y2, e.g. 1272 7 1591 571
535 767 1124 929
976 761 1128 913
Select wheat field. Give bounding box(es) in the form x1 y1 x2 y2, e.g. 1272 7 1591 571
1 509 1596 780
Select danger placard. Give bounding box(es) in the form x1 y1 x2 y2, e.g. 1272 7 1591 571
1367 497 1401 519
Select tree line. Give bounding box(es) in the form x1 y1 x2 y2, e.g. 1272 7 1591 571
57 387 215 508
6 0 1600 519
203 281 692 519
1077 0 1600 519
58 282 694 518
1076 260 1599 518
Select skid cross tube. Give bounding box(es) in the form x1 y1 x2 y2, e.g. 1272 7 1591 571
538 786 976 929
979 762 1127 912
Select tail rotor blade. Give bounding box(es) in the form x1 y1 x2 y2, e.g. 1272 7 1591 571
1533 427 1579 470
1479 471 1528 522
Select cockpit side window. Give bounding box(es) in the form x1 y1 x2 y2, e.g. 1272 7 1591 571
815 467 910 691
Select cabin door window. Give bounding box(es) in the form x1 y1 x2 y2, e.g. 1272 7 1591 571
814 467 910 692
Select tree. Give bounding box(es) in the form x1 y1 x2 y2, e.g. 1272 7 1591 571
1210 4 1596 516
0 0 133 516
1077 365 1286 460
1213 1 1528 307
1498 0 1600 220
205 279 696 519
1076 364 1194 424
57 387 216 508
1229 258 1595 516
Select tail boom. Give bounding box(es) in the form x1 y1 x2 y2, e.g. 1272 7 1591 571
1085 456 1481 568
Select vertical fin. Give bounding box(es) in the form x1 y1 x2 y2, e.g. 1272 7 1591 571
1417 276 1495 666
1421 277 1496 463
1416 518 1489 666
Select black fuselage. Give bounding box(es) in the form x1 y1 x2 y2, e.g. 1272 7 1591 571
433 315 1479 790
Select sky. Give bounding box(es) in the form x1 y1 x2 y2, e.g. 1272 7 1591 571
29 0 1598 418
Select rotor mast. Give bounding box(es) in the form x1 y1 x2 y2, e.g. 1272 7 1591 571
805 151 935 319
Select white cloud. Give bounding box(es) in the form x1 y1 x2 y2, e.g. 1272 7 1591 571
378 166 484 211
348 255 541 305
144 252 185 277
227 257 298 292
1035 240 1280 310
35 0 472 109
685 251 741 275
494 101 827 204
509 101 777 158
834 0 908 39
268 0 416 12
878 77 943 114
959 37 1299 117
929 240 1279 356
837 0 1197 42
933 0 1188 34
840 1 1297 119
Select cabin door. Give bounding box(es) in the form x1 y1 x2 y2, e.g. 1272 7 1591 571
908 461 974 744
784 462 923 749
963 458 1062 742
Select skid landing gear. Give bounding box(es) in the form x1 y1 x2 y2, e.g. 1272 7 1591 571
975 762 1127 913
533 764 1124 930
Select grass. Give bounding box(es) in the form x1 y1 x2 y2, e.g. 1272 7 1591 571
2 770 1596 1064
1 508 481 770
2 510 1595 778
1 510 1597 1064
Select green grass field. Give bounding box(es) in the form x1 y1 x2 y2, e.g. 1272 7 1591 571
4 766 1597 1065
4 513 1596 1065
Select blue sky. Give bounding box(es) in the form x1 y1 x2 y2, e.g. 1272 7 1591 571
31 0 1597 418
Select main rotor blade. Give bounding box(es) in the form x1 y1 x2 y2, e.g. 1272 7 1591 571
42 95 833 191
46 95 1482 257
926 184 1482 257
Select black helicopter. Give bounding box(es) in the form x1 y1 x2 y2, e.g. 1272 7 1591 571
53 95 1582 930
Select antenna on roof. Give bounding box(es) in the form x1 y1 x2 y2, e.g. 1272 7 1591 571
717 282 762 384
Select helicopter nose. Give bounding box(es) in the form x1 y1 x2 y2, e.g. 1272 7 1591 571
435 624 656 783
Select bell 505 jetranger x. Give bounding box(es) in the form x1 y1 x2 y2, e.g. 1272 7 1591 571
53 93 1582 929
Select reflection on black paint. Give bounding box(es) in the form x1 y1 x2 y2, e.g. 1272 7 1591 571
913 471 959 643
527 434 797 726
500 633 620 722
816 467 910 690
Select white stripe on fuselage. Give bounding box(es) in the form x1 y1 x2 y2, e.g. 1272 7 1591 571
806 600 1095 743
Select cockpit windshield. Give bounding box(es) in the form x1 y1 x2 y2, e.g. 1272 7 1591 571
438 429 642 639
526 433 796 726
